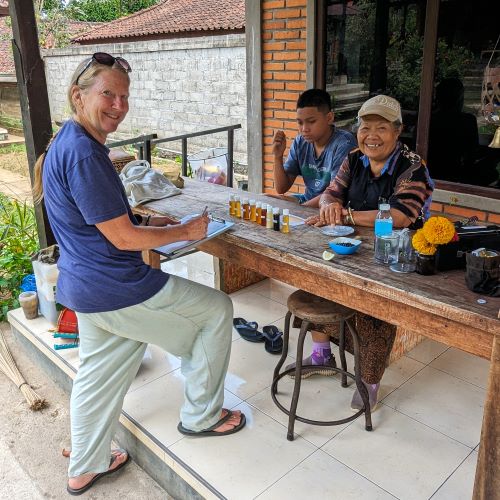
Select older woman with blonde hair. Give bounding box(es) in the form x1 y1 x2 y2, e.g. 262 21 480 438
34 52 245 496
288 95 434 411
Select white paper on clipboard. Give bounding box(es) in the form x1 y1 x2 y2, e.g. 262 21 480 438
155 214 234 260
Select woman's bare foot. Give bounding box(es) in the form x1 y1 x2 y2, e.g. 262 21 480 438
213 409 243 433
67 449 128 490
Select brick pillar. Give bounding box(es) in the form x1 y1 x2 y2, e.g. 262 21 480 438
262 0 307 194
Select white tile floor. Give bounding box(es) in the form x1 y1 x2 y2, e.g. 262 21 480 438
159 252 488 499
13 251 489 499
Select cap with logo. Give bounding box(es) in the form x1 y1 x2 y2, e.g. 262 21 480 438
358 95 402 123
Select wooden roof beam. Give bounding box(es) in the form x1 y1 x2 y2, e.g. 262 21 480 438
9 0 55 247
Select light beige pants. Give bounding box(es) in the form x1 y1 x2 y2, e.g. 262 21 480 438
69 275 233 477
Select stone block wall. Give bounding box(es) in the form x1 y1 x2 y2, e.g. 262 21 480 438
43 34 247 162
0 83 21 119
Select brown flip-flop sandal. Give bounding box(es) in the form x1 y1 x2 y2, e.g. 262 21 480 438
177 409 246 437
66 449 130 496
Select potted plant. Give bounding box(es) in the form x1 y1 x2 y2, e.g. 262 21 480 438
412 216 457 275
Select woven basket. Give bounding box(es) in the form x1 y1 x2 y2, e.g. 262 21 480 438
109 147 135 174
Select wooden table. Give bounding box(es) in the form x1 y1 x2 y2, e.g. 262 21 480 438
144 180 499 499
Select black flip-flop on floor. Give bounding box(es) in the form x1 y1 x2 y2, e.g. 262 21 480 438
233 317 264 343
262 325 283 354
177 409 246 437
67 449 130 496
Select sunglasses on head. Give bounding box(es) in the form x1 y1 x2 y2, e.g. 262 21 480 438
75 52 132 86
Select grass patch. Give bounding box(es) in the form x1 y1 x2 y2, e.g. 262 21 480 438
0 143 27 155
0 114 24 133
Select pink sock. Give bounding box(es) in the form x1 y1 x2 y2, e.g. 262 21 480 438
311 341 332 365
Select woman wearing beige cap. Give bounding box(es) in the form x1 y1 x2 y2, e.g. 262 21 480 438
286 95 434 411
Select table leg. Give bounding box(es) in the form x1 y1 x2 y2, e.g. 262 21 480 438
143 250 161 269
473 332 499 499
213 256 265 294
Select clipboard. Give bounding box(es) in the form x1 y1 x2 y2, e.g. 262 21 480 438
155 214 234 260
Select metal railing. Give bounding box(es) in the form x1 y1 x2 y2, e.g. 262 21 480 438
152 124 242 188
107 124 242 187
107 133 158 165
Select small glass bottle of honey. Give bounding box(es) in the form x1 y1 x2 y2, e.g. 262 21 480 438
234 196 241 218
229 194 235 216
260 204 268 226
266 206 274 229
242 199 250 220
281 208 290 233
255 202 262 224
249 200 256 222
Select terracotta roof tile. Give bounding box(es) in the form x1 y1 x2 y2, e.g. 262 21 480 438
73 0 245 43
0 19 102 75
0 1 8 17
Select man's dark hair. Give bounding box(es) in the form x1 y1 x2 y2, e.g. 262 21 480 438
297 89 332 113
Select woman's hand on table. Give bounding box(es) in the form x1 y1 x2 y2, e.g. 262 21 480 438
305 202 346 227
182 212 209 240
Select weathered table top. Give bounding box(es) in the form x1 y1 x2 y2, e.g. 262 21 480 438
145 180 500 360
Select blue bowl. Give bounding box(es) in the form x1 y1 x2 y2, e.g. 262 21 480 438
328 237 361 255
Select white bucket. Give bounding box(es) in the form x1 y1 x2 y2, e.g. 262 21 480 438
32 259 59 326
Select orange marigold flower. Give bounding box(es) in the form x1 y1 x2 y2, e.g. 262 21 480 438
422 216 456 245
412 229 437 255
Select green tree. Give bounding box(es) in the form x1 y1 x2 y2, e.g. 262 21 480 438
66 0 160 22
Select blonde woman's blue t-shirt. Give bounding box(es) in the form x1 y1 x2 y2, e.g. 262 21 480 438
284 127 357 201
42 120 168 313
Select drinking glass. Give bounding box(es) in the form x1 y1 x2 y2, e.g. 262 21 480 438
390 229 416 273
374 233 399 264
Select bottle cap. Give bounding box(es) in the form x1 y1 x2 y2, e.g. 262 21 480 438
283 209 289 215
229 194 235 201
250 199 255 204
256 201 261 207
273 207 279 214
243 198 249 204
234 195 240 201
379 203 390 211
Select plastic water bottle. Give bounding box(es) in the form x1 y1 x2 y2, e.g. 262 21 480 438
374 203 393 236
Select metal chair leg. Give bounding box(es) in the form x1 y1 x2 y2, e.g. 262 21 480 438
273 311 292 390
287 320 309 441
339 319 348 388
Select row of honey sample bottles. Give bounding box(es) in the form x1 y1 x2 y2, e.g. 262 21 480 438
228 195 289 233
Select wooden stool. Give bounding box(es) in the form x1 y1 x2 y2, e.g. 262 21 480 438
271 290 373 440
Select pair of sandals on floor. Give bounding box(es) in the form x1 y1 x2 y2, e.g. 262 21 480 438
233 317 283 354
64 408 246 495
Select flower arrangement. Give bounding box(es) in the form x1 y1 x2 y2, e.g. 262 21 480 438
412 216 457 255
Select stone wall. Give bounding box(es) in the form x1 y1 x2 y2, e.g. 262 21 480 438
43 34 247 162
0 83 21 119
